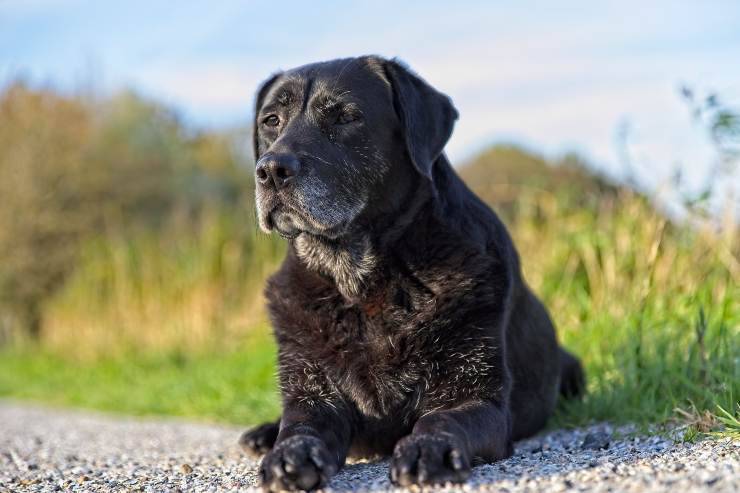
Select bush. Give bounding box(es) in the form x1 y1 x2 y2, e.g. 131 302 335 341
0 82 257 341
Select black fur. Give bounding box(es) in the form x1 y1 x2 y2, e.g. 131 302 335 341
242 55 585 491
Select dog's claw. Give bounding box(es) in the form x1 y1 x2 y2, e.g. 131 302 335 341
450 448 464 470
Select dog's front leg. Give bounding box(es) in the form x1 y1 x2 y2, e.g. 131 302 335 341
259 399 352 492
390 400 512 486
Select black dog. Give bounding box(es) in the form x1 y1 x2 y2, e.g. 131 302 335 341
241 56 585 491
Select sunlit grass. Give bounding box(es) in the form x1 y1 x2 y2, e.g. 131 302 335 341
1 187 737 433
40 211 285 358
0 328 280 425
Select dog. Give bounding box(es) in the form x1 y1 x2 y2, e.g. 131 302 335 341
240 55 585 492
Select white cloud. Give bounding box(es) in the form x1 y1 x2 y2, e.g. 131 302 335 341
137 63 261 108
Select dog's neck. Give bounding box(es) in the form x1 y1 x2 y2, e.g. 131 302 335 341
292 156 460 301
293 232 377 300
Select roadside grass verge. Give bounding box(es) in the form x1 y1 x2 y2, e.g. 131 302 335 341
0 329 280 425
1 188 737 434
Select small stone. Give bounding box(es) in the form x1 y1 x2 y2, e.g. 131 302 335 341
180 464 193 474
582 431 611 450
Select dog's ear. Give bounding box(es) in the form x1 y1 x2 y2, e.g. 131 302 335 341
382 59 458 180
252 72 282 161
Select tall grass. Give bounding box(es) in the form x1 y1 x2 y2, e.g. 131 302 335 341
2 181 738 428
40 209 284 359
510 188 738 426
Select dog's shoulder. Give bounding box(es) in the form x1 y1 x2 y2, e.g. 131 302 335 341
399 200 513 289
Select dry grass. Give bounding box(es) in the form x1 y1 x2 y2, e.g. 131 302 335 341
2 147 737 430
38 213 284 359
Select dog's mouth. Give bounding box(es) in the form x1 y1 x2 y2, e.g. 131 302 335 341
259 199 350 241
267 207 302 240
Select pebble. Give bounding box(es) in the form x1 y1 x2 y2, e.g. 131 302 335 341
582 431 611 450
0 401 738 492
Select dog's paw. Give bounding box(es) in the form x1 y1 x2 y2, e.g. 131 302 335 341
240 421 280 456
259 435 338 492
390 432 471 486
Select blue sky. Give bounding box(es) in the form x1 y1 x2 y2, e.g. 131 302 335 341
2 0 740 200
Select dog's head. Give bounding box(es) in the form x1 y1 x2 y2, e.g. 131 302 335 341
253 56 458 240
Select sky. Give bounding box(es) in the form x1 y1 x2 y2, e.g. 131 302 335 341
2 0 740 203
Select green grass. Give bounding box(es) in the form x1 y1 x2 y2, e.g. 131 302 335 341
1 83 736 435
551 299 739 430
2 279 736 434
0 329 280 425
0 188 737 434
2 307 735 432
713 404 740 439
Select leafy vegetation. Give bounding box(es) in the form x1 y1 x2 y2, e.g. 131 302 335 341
0 82 269 342
0 329 280 424
0 83 737 433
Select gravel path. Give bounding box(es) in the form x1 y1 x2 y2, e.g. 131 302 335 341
0 401 737 492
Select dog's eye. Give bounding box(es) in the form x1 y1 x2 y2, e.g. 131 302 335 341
336 112 359 125
262 115 280 127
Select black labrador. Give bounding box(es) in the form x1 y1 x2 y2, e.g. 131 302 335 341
241 55 585 491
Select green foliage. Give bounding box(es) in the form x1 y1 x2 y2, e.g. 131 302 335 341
41 211 284 357
1 161 737 431
682 426 701 443
0 329 280 425
459 144 619 222
712 404 740 439
0 82 257 341
681 85 740 172
0 82 94 338
0 84 736 434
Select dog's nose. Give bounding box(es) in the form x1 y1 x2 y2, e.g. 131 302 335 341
255 154 300 190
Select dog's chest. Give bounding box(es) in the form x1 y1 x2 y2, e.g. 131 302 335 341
297 285 434 418
271 246 494 419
